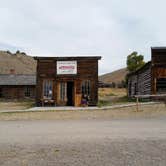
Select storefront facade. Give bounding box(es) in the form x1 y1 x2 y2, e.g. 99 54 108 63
34 56 101 106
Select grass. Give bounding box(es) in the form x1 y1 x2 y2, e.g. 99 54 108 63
0 103 165 121
0 99 35 111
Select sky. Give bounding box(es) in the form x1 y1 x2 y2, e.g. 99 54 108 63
0 0 166 74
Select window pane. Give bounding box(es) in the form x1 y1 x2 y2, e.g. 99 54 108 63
60 82 66 101
82 80 91 96
25 87 31 97
43 80 53 99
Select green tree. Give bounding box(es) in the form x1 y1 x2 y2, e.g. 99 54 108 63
127 51 145 72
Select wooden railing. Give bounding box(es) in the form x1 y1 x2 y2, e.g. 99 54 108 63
134 94 166 111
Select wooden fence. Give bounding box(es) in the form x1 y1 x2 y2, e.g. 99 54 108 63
134 94 166 112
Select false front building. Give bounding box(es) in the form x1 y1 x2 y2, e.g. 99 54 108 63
34 56 101 106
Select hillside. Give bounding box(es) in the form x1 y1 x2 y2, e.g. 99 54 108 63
0 51 36 74
99 68 128 84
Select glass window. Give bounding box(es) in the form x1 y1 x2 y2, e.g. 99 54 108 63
60 82 66 101
81 80 91 96
43 80 53 99
24 87 31 97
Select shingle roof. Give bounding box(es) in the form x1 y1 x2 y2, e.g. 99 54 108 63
0 74 36 86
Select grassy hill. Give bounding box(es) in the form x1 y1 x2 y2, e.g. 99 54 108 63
0 51 36 74
99 68 128 84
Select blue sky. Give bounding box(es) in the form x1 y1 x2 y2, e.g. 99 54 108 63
0 0 166 74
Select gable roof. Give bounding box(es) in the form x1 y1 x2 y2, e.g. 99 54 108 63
0 74 36 86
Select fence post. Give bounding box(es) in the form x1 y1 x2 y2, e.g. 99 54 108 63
136 96 139 112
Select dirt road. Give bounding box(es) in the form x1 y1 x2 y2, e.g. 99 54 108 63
0 117 166 166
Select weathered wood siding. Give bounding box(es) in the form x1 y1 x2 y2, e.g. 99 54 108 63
0 85 35 99
152 48 166 94
128 47 166 97
35 57 101 106
127 63 151 97
137 66 151 95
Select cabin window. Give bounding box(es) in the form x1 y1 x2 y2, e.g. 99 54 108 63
82 80 91 96
24 87 31 97
157 78 166 93
43 80 53 99
60 82 67 101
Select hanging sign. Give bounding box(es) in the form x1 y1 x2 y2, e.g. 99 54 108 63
57 61 77 75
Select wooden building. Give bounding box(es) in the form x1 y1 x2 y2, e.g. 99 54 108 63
0 74 36 99
34 56 101 106
128 47 166 97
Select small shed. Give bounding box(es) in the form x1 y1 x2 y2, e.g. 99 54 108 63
34 56 101 106
0 74 36 99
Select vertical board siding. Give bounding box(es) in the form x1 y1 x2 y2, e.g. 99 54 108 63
36 58 100 106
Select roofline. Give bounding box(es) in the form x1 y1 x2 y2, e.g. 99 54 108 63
127 61 151 77
151 47 166 50
34 56 102 60
151 47 166 53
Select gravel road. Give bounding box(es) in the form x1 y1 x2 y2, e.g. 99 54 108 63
0 118 166 166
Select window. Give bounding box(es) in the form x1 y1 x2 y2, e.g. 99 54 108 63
24 87 31 97
60 82 66 101
43 80 53 99
81 80 91 96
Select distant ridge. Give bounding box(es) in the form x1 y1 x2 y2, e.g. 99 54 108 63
0 51 36 74
99 68 128 84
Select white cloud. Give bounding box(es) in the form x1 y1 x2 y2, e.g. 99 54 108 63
0 0 166 74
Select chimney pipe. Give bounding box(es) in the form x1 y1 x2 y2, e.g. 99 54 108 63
10 69 15 75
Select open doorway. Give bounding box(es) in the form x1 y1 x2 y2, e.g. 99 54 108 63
157 78 166 93
0 88 2 98
67 82 74 106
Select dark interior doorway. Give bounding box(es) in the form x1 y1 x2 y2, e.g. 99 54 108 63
0 88 2 98
67 82 74 106
157 78 166 93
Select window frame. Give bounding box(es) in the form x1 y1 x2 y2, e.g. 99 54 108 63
43 79 53 99
81 80 91 97
24 87 31 97
60 82 67 101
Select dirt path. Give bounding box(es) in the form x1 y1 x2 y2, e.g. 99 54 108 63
0 118 166 166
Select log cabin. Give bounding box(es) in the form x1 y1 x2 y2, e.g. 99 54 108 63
127 47 166 97
34 56 101 106
0 74 36 99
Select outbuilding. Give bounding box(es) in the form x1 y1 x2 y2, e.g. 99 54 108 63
34 56 101 106
127 47 166 97
0 74 36 99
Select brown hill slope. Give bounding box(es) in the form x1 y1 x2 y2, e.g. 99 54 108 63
99 68 128 84
0 51 36 74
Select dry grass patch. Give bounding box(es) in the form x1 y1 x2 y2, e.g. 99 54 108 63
0 100 35 111
99 88 126 98
0 103 165 121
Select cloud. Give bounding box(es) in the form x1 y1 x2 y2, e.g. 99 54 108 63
0 0 166 74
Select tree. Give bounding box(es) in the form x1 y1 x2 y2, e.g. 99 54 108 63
16 50 20 54
127 52 145 72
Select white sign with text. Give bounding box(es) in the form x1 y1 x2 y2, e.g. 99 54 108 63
57 61 77 75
